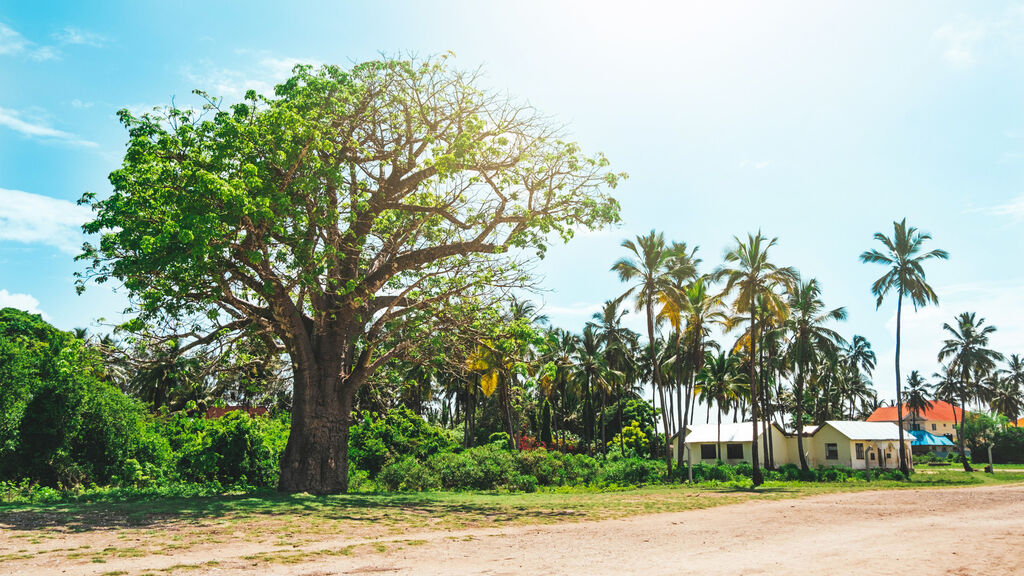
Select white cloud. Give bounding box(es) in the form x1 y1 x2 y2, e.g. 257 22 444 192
0 22 28 55
873 281 1024 402
0 106 97 147
934 21 988 67
52 27 105 47
0 22 59 61
989 195 1024 221
0 188 93 254
181 53 321 101
70 99 93 109
0 289 45 317
934 7 1024 68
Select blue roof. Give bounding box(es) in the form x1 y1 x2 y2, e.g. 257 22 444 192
909 430 955 446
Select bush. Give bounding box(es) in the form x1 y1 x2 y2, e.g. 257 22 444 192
379 456 440 491
160 411 287 487
598 458 664 486
348 407 459 477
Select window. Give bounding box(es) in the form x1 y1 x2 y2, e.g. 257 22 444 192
727 444 744 459
932 423 937 431
886 451 893 459
869 451 876 460
700 444 717 460
825 443 839 460
855 443 864 459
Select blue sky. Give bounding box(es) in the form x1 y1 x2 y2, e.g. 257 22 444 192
2 1 1024 402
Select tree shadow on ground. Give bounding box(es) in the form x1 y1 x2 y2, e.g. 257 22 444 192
0 490 587 533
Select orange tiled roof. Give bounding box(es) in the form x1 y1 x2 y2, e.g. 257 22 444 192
866 400 964 423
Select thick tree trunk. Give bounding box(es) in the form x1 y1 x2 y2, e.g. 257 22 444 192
279 362 354 494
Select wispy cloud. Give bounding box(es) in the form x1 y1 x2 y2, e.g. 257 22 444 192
0 106 97 147
0 289 45 317
934 7 1024 68
181 53 321 101
934 21 988 67
0 22 58 61
52 26 105 47
739 160 771 170
990 195 1024 221
0 188 93 254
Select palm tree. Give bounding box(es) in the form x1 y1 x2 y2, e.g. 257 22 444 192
995 355 1024 424
664 276 725 466
715 232 797 486
571 325 623 455
784 278 847 471
904 370 933 432
695 351 748 461
938 312 1004 471
589 299 640 457
860 218 948 475
613 231 696 471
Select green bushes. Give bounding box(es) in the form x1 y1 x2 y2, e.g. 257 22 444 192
158 411 288 487
348 407 459 476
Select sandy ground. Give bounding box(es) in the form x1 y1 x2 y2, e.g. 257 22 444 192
3 484 1024 575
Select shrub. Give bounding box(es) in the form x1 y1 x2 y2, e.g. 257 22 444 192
598 458 663 486
379 456 440 491
348 407 459 477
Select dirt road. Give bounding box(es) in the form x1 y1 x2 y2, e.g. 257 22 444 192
4 484 1023 575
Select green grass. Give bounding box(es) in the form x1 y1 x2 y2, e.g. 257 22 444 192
0 472 1019 571
1 470 1020 534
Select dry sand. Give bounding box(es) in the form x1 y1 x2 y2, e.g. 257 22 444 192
3 484 1023 575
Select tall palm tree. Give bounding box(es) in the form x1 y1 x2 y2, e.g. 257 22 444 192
715 232 797 486
938 312 1004 471
860 218 948 475
695 351 748 461
664 276 725 466
571 325 623 455
589 299 640 457
613 231 696 471
784 278 847 471
904 370 933 432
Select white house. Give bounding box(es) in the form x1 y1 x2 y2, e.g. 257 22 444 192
674 420 913 470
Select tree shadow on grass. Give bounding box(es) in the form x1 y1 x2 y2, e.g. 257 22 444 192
0 490 586 533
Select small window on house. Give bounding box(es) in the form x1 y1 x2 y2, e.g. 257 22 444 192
825 443 839 460
932 423 937 431
886 451 893 459
727 444 743 459
700 444 717 460
855 443 864 459
869 451 876 460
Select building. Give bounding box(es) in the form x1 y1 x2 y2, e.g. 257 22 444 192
675 420 913 470
866 400 963 441
671 422 790 465
908 429 956 457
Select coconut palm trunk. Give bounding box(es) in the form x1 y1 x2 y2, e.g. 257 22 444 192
894 291 909 475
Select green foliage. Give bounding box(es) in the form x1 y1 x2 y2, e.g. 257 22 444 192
158 411 288 487
348 407 459 477
597 458 665 486
0 309 169 487
610 420 650 458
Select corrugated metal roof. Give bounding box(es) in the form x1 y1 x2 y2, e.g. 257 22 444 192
909 430 955 446
824 420 904 440
683 422 764 443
